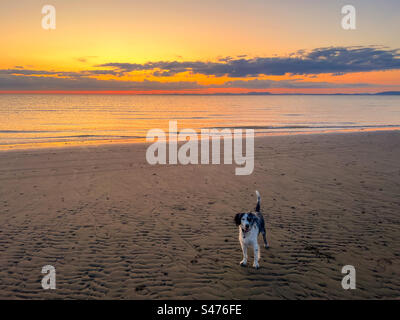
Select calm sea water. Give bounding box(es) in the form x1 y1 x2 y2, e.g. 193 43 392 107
0 94 399 149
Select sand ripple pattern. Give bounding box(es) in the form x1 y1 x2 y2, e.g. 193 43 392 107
0 132 399 299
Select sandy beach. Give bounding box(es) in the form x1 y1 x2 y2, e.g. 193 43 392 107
0 130 399 299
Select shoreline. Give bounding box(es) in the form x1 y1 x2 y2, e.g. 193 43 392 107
1 127 400 153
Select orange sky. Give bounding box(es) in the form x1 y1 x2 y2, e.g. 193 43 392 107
1 0 400 94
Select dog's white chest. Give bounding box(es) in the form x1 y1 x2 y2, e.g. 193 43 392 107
240 226 258 245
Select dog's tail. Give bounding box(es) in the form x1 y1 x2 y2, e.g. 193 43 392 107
255 190 261 212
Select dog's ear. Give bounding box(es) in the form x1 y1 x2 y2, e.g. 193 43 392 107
234 213 243 226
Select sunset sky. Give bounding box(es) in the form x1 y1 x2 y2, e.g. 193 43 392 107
1 0 400 94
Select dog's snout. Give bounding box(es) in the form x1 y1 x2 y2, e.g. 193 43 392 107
245 224 249 229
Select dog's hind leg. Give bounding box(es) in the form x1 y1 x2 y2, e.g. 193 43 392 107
261 230 269 249
240 242 248 267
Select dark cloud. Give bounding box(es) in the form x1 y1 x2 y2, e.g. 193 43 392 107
0 74 378 91
0 69 120 78
0 75 204 90
1 46 398 90
220 79 375 89
97 46 400 77
95 63 147 73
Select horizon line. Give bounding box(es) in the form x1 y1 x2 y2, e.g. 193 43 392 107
0 90 399 96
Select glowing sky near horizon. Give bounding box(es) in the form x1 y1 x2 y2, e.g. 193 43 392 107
1 0 400 93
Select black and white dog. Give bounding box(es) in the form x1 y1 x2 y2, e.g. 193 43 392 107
234 191 269 269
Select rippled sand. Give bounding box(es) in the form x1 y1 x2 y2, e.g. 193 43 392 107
0 131 399 299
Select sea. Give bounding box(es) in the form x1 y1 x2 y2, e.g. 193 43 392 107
0 94 399 149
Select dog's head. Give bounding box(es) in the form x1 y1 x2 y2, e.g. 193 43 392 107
234 212 256 232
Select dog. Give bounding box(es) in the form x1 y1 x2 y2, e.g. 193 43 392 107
234 191 269 269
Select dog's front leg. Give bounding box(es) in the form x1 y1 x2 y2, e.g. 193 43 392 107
253 243 260 269
240 242 248 267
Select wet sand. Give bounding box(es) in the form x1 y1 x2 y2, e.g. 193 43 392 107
0 131 399 299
